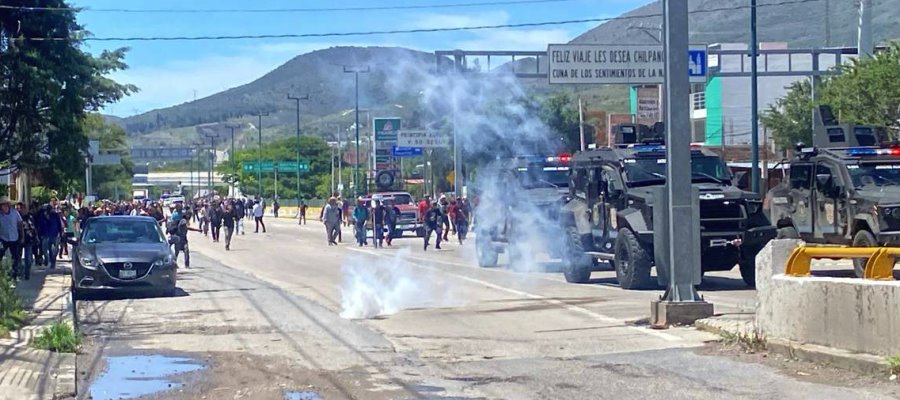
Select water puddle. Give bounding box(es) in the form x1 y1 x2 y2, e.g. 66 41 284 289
90 355 204 400
284 390 323 400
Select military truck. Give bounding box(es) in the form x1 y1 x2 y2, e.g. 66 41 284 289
767 107 894 277
475 154 572 268
560 143 776 289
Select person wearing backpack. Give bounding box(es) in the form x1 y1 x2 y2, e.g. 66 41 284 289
167 204 199 268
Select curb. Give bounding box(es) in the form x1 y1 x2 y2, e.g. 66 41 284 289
696 318 890 376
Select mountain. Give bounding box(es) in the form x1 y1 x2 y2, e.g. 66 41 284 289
572 0 900 48
120 46 435 136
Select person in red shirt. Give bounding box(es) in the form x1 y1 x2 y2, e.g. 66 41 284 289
417 195 431 223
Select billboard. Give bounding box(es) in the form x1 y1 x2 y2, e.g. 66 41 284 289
373 118 401 171
547 44 707 85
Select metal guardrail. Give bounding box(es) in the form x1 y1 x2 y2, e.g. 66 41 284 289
785 246 898 280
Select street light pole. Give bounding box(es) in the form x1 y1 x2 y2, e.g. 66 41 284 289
344 65 370 197
204 133 220 198
288 94 309 206
227 125 239 197
255 112 269 198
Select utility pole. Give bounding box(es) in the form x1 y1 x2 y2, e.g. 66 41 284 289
749 0 760 194
226 125 239 197
858 0 873 60
255 112 269 198
204 133 220 198
337 127 343 196
288 94 309 206
651 0 711 325
344 66 370 197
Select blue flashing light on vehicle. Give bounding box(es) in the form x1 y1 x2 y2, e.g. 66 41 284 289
846 147 900 157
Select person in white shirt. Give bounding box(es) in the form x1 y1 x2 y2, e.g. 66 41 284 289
253 198 266 233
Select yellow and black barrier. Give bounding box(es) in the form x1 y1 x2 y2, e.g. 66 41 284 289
785 246 898 280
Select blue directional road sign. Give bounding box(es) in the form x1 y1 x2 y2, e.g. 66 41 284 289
392 146 423 157
688 49 707 79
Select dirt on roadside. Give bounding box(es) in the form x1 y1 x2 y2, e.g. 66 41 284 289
697 342 900 398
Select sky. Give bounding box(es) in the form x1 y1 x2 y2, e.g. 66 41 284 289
70 0 651 117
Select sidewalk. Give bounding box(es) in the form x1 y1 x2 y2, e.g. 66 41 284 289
0 266 76 400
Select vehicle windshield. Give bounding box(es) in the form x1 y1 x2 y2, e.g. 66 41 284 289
516 165 570 189
82 219 166 244
623 155 732 186
848 162 900 188
389 194 412 205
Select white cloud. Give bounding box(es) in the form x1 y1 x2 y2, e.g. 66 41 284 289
456 28 574 51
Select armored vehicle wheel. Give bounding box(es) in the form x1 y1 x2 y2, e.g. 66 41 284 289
476 238 499 268
614 228 653 290
563 226 592 283
776 226 799 239
739 259 756 287
851 229 877 278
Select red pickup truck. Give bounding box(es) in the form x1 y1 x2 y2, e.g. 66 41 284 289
360 191 425 237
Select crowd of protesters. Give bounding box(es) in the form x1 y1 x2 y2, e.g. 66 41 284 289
318 193 471 251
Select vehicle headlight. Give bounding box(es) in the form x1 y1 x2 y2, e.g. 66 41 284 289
153 254 174 268
746 200 763 215
80 255 99 270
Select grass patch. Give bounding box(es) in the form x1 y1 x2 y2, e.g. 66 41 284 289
32 321 81 353
720 330 768 353
0 259 27 338
886 355 900 376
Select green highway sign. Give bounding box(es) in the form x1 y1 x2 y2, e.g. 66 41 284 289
242 160 310 173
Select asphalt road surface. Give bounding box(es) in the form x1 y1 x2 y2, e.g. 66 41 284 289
73 217 899 400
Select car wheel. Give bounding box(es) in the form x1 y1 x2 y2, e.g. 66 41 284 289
614 228 653 290
851 229 877 278
776 226 799 239
739 259 756 287
563 226 592 283
476 238 498 268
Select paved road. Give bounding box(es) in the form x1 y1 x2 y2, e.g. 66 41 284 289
73 217 897 400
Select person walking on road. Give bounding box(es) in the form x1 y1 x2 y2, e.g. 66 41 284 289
352 199 369 247
371 199 386 248
199 203 209 236
273 199 280 218
17 202 38 280
167 203 199 267
384 199 400 246
233 198 245 235
0 197 25 280
423 201 443 251
36 199 64 270
253 198 266 233
298 201 308 225
322 197 341 245
222 200 237 251
439 196 451 241
454 199 470 245
209 202 223 242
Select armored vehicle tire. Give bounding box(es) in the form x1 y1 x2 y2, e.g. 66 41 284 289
739 259 756 288
776 226 799 239
614 228 653 290
563 226 592 283
851 229 877 278
476 238 499 268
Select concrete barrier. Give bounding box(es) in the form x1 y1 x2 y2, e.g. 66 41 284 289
756 239 900 356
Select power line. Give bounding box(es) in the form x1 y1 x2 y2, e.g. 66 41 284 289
21 0 821 42
0 0 571 13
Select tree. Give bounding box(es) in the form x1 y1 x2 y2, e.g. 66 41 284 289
219 135 333 199
762 42 900 148
760 80 814 149
539 91 580 152
82 114 133 200
1 1 136 187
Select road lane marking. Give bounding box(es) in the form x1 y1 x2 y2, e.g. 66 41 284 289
347 247 682 342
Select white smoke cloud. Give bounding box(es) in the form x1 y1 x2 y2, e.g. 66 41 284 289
340 249 461 319
340 51 577 319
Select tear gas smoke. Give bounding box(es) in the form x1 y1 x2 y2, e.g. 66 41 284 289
339 53 578 319
340 248 460 319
